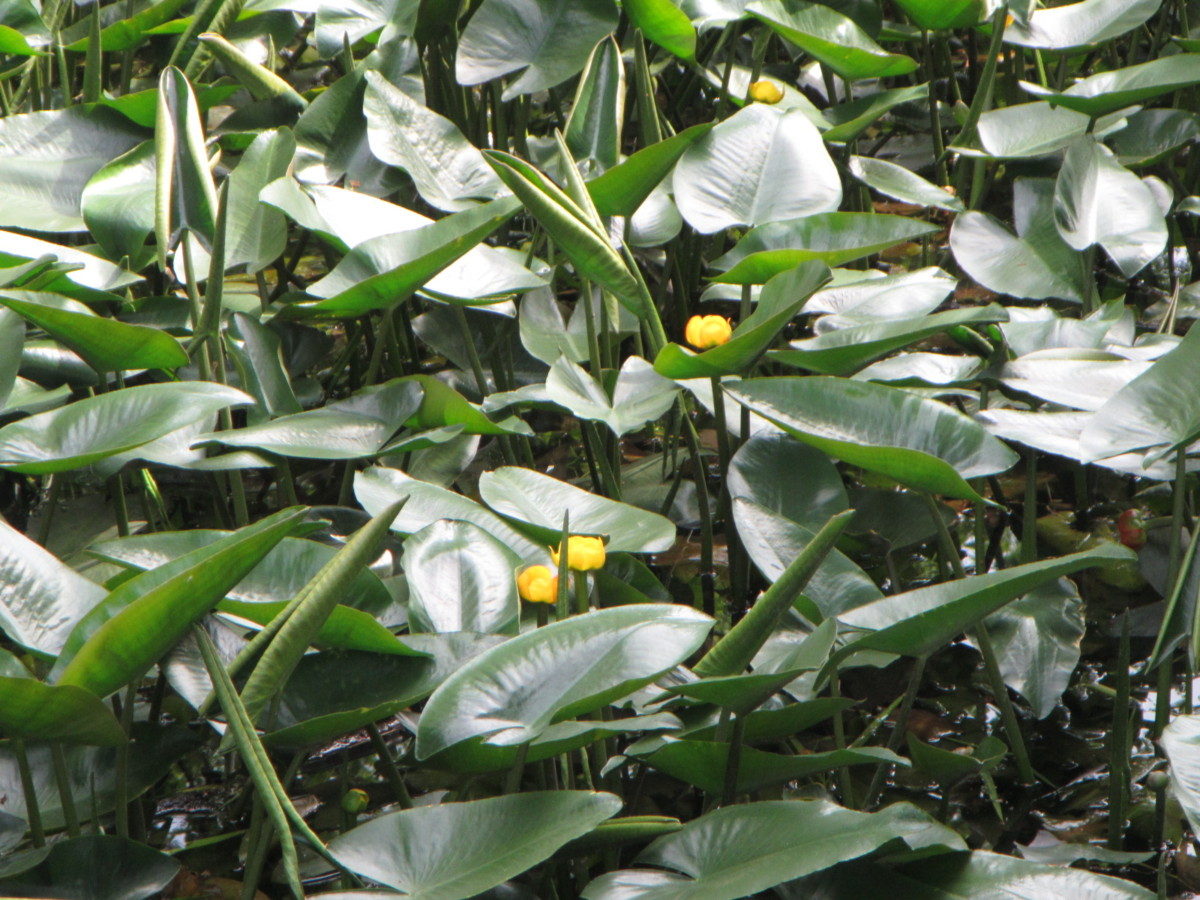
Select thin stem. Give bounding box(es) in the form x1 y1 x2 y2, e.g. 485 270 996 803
720 715 746 806
14 739 44 847
829 673 856 807
574 573 591 615
924 492 1036 784
51 743 80 838
1108 614 1132 850
114 682 136 838
864 656 927 808
366 723 413 809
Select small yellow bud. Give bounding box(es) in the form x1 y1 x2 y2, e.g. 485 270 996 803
550 535 607 572
341 788 369 814
748 79 784 104
516 565 559 604
685 314 733 350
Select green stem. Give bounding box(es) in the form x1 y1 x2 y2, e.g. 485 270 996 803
829 672 856 807
1021 451 1038 564
864 656 927 808
366 723 413 810
51 742 80 838
720 715 746 806
574 573 591 615
924 492 1036 784
114 682 135 838
1108 614 1132 850
240 795 272 900
14 739 44 848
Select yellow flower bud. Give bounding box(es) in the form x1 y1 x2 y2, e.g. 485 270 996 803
748 79 784 104
516 565 559 604
684 314 733 350
550 535 607 572
341 788 369 814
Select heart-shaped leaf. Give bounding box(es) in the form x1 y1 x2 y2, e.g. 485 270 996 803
415 604 712 757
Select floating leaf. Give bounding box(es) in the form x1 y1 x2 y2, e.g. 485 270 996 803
415 604 712 757
672 104 841 234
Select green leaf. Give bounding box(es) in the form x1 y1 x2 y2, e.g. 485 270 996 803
296 196 522 317
478 466 678 553
1109 108 1200 167
415 604 712 757
714 212 939 283
637 740 905 794
624 0 697 59
1023 54 1200 118
848 156 964 212
355 465 549 562
672 104 841 234
154 66 218 267
0 231 142 300
224 312 302 418
81 141 157 261
999 352 1150 412
1080 322 1200 463
791 850 1154 898
582 800 965 899
1163 714 1200 836
88 530 393 616
0 307 19 409
891 0 982 29
402 520 521 634
363 72 502 212
0 108 142 233
545 355 679 436
196 32 306 109
822 83 930 144
1005 0 1161 50
733 498 883 618
0 834 180 900
456 0 619 100
0 291 188 373
587 123 714 217
0 382 253 475
236 503 403 724
427 713 680 774
986 579 1085 719
194 379 423 460
401 373 531 436
329 792 622 897
728 432 848 526
0 517 105 656
218 600 413 657
1053 139 1167 277
0 23 44 56
565 37 626 169
56 507 306 698
0 674 125 745
770 305 1007 375
950 178 1087 303
835 545 1133 661
264 637 502 749
747 0 917 81
693 510 853 677
484 150 650 316
654 261 829 378
222 127 295 274
960 102 1127 159
726 377 1018 501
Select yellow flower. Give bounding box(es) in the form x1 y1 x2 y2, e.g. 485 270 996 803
551 535 607 572
516 565 558 604
685 314 733 350
748 79 784 104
